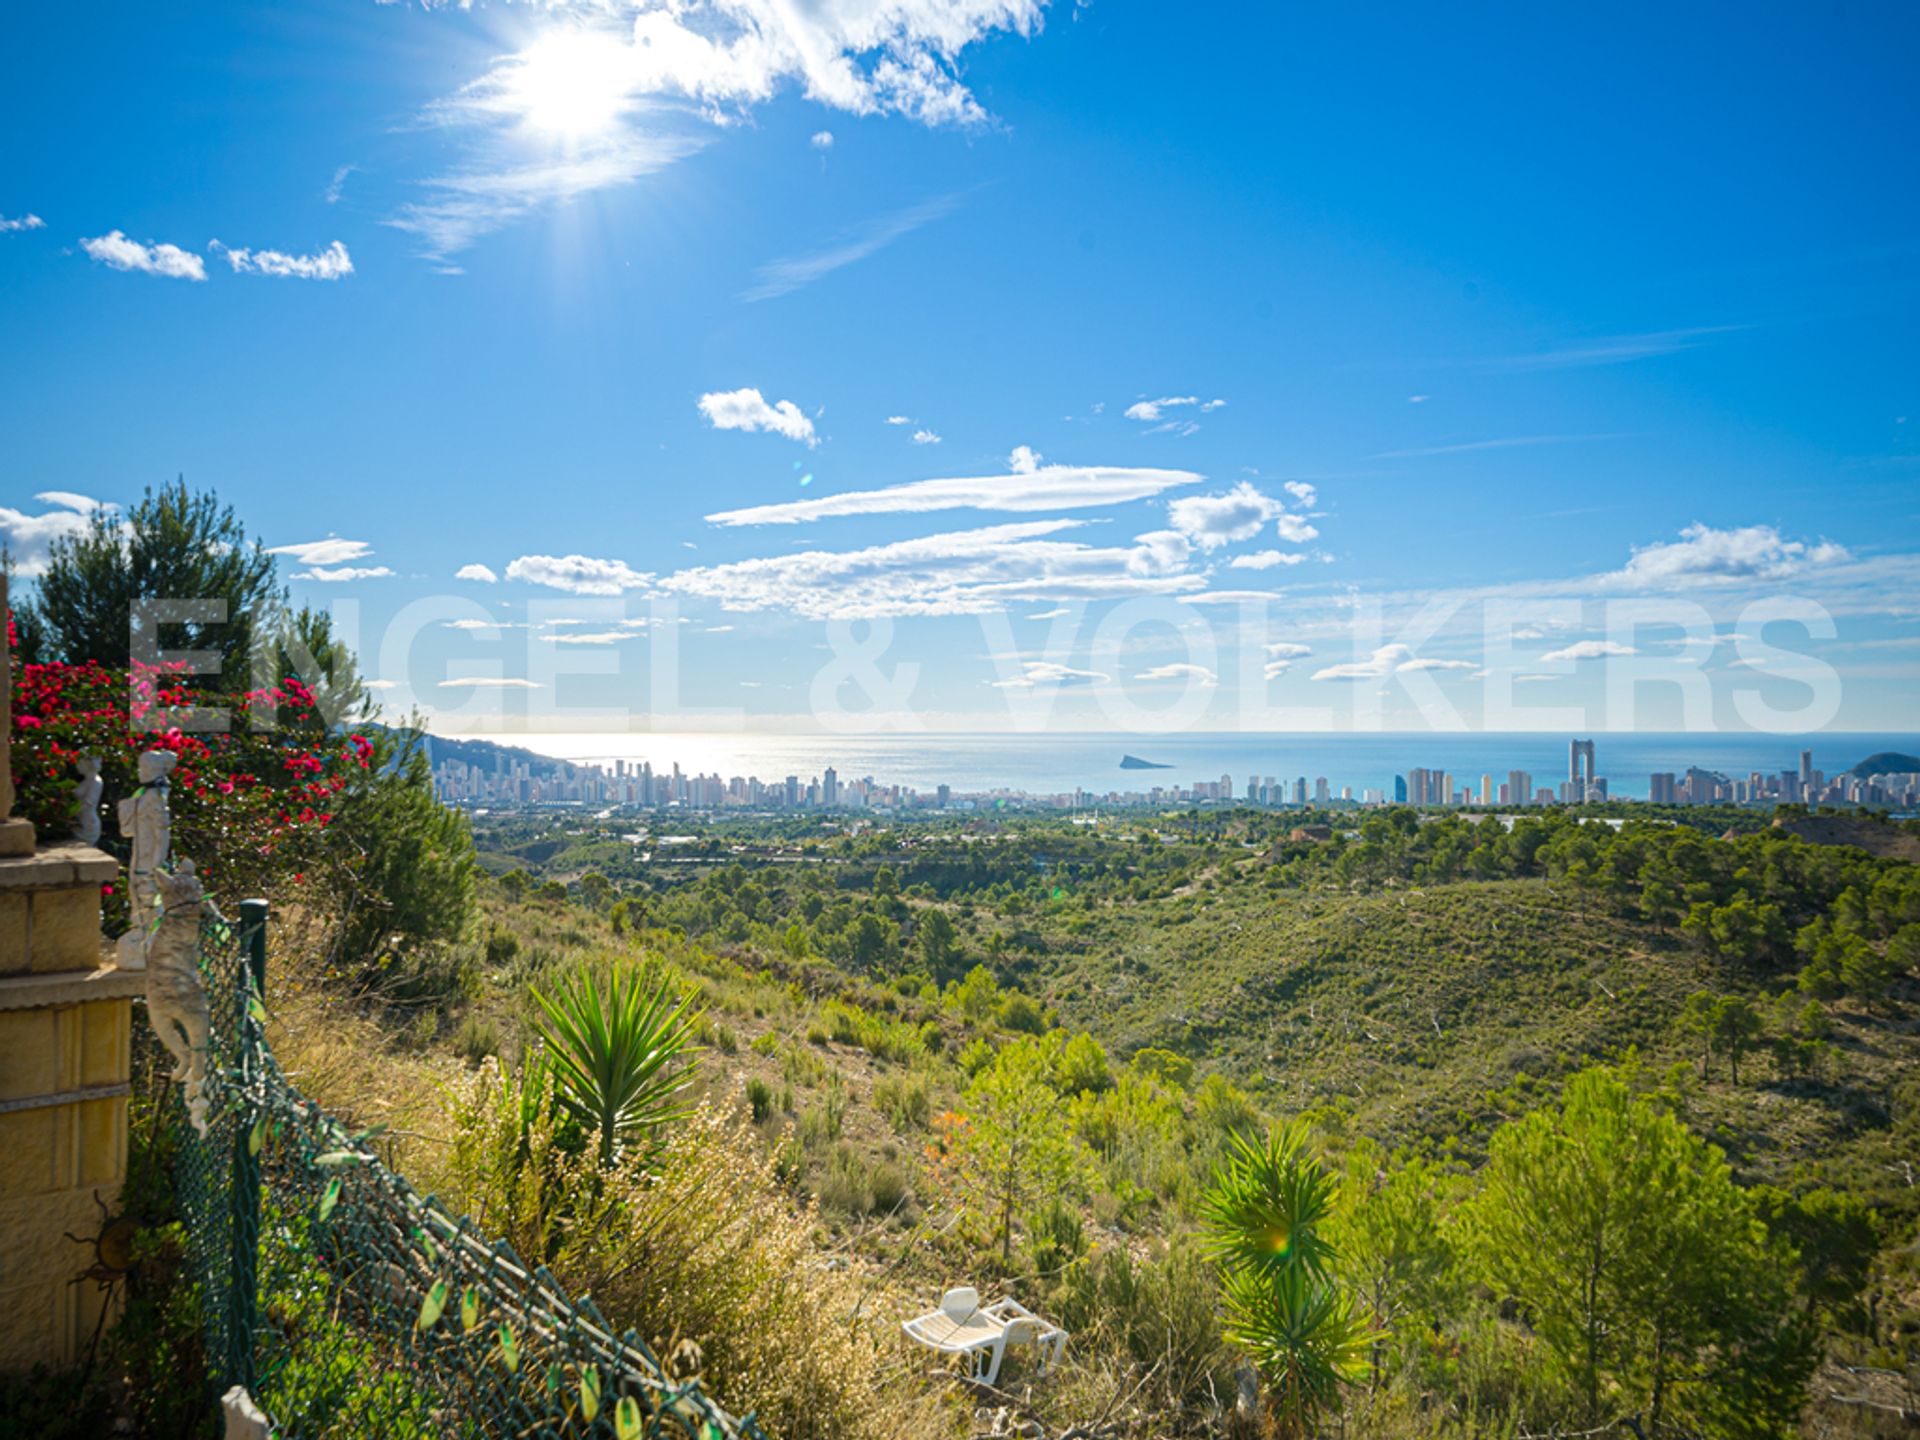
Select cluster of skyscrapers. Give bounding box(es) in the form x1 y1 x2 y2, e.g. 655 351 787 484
431 751 940 812
430 737 1916 816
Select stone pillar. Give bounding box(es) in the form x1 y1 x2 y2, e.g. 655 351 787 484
0 573 140 1371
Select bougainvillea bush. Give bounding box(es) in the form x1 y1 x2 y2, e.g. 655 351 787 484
10 651 369 931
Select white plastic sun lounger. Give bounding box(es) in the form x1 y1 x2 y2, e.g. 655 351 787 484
902 1287 1068 1386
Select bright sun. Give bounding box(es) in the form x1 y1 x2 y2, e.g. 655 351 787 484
507 31 633 139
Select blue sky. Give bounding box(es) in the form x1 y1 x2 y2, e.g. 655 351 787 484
3 1 1916 736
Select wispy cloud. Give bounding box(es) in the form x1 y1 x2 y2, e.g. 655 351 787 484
989 660 1108 689
324 165 356 205
0 213 45 234
80 230 205 280
213 239 354 280
741 193 961 301
268 539 375 567
1374 433 1623 460
1480 325 1743 371
1312 643 1472 681
1137 662 1216 686
295 565 394 583
1539 639 1637 662
705 462 1202 526
666 520 1205 620
390 133 707 265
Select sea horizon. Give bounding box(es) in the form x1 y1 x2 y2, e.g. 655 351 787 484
445 729 1920 802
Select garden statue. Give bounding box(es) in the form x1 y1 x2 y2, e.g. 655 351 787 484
71 755 103 847
114 749 178 971
149 860 213 1134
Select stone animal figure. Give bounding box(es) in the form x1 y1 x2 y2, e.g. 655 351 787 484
114 749 178 971
149 861 213 1135
71 756 103 847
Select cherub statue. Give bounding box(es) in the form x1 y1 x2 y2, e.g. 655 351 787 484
114 749 178 971
149 861 213 1134
72 756 103 847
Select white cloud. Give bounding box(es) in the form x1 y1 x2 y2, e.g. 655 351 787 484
912 429 942 445
664 520 1206 620
455 563 499 583
697 387 818 446
1026 607 1071 620
810 130 835 149
989 661 1108 689
1229 550 1306 571
705 623 735 633
1264 642 1312 658
391 132 708 263
1008 446 1041 474
80 230 205 280
1137 662 1216 686
1540 639 1638 662
1263 659 1294 680
0 214 45 233
362 679 398 691
1201 398 1227 412
506 554 654 595
1312 644 1471 681
294 565 394 582
402 0 1036 261
1124 396 1195 422
885 415 913 426
213 239 354 280
1167 482 1316 551
1283 480 1317 505
1600 523 1851 590
742 193 960 300
1486 326 1741 371
0 492 112 576
438 677 544 689
444 619 504 631
324 165 356 205
541 630 645 645
268 539 374 567
32 491 108 515
705 461 1201 526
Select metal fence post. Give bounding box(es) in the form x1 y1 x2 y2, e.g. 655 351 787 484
231 898 269 1395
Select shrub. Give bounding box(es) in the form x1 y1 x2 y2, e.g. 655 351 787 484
445 1068 943 1440
874 1072 932 1131
745 1076 776 1124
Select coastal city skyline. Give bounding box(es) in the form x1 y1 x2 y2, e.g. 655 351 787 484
429 733 1920 814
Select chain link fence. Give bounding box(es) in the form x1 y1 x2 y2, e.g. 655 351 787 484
147 903 769 1440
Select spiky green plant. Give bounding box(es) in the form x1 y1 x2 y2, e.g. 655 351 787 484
1202 1124 1369 1437
529 960 703 1166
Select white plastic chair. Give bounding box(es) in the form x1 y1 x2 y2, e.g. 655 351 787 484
902 1289 1068 1386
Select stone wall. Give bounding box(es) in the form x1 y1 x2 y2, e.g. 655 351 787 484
0 841 139 1368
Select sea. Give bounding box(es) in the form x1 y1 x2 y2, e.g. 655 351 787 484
499 731 1920 802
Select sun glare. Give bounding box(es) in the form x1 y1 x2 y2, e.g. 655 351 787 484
507 31 633 139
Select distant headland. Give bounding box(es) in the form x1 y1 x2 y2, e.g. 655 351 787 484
1119 754 1174 770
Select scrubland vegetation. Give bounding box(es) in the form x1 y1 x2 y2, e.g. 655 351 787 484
9 485 1920 1437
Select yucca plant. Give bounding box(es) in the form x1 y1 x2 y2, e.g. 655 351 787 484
529 960 703 1166
1202 1123 1369 1437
